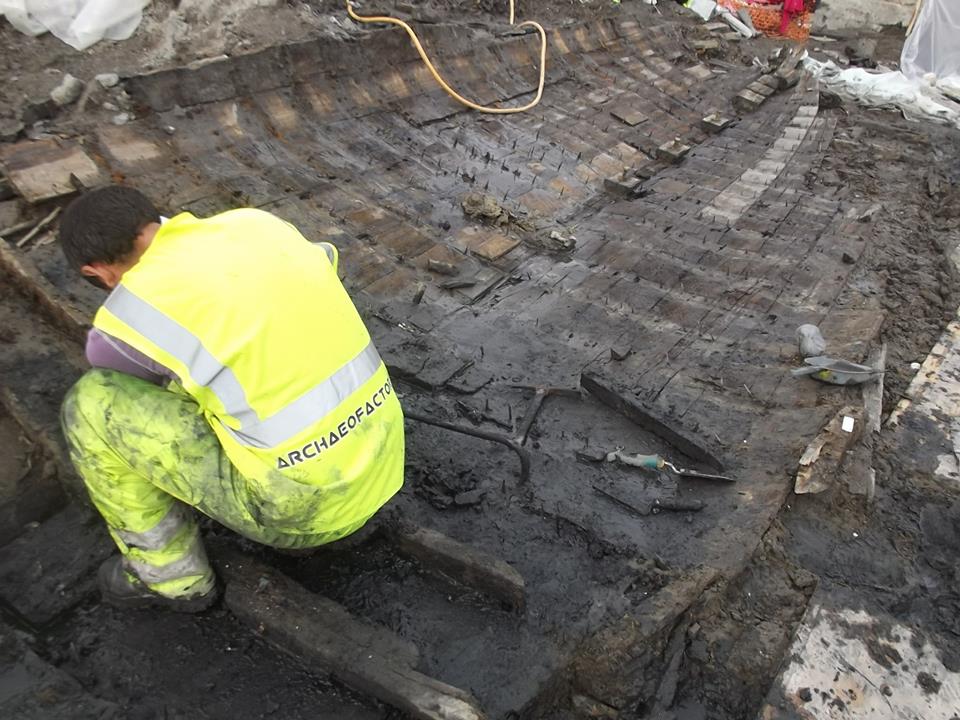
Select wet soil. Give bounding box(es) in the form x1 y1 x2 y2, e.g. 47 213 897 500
2 3 960 720
40 601 386 720
666 105 960 718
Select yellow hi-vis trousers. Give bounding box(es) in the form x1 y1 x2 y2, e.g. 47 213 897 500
61 369 372 599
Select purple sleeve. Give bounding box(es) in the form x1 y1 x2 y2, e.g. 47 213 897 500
85 328 174 386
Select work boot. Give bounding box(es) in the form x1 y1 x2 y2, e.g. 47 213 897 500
97 556 219 613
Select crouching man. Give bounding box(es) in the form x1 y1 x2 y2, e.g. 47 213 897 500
59 186 404 612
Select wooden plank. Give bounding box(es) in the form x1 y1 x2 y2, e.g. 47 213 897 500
0 620 119 718
0 505 112 626
794 405 864 495
213 544 488 720
0 240 89 343
580 371 724 469
392 525 525 610
0 412 66 548
0 139 103 203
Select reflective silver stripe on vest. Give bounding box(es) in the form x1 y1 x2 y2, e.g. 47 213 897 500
318 242 336 265
115 503 188 551
223 340 383 449
104 285 384 450
104 286 260 427
125 538 213 585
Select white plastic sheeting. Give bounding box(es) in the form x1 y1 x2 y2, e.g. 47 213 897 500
0 0 151 50
901 0 960 83
804 57 960 129
804 2 960 133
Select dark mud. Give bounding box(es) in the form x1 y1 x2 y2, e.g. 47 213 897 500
655 102 960 718
41 601 386 720
2 4 960 720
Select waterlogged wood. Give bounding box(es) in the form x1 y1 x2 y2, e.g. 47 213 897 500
393 525 526 611
215 545 488 720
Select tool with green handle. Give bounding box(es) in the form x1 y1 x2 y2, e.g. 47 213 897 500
606 449 733 482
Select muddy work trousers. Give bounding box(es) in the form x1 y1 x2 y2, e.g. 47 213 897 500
62 369 369 599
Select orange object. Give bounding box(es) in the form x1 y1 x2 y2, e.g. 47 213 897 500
718 0 815 40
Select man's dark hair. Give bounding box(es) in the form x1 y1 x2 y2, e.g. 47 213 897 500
59 185 160 271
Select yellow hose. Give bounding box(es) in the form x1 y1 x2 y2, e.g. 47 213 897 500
345 0 547 114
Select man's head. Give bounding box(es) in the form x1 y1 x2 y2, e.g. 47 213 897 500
59 185 161 289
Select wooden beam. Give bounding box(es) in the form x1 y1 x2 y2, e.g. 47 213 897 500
212 544 488 720
392 525 526 611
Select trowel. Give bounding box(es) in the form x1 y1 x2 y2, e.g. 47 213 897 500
606 449 733 482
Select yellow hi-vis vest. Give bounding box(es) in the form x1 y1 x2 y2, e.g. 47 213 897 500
93 209 404 536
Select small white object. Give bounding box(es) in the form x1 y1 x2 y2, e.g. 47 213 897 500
797 324 827 357
841 416 855 433
95 72 120 88
111 112 132 125
685 0 716 21
49 73 84 106
911 362 922 370
853 531 859 538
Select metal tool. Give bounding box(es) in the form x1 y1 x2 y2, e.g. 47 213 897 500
405 410 531 483
510 384 581 445
606 449 733 482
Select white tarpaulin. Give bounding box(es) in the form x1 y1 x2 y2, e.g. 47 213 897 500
803 2 960 130
901 0 960 83
803 57 960 129
0 0 151 51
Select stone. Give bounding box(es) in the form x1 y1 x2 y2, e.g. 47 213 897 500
94 72 120 88
0 116 24 143
111 112 132 125
49 74 84 107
